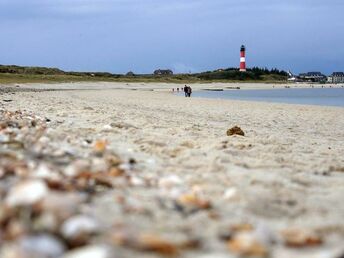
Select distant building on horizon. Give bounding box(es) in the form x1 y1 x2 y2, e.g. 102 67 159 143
331 72 344 83
154 69 173 76
299 72 327 82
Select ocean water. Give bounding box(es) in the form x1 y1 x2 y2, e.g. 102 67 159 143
178 88 344 107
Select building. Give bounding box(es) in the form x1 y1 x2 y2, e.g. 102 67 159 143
154 69 173 76
332 72 344 83
298 72 327 82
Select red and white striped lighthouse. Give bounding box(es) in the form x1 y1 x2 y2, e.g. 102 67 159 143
239 45 246 72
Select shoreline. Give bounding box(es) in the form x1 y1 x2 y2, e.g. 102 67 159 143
1 81 344 93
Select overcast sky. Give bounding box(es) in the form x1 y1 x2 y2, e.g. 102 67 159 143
0 0 343 74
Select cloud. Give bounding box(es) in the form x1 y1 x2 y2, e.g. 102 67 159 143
0 0 343 74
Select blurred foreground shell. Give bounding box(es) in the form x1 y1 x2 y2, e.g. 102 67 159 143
5 180 48 207
177 193 212 210
93 140 107 154
228 232 268 257
281 228 323 248
112 231 200 255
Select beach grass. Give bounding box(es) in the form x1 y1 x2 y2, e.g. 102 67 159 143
0 73 287 84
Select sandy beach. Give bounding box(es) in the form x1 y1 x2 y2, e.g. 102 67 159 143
1 83 344 258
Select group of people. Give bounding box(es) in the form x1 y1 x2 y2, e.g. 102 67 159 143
172 85 192 97
183 85 192 97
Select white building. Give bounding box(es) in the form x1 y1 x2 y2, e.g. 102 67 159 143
332 72 344 83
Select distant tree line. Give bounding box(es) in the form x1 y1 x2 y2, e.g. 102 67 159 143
0 64 288 82
196 67 288 81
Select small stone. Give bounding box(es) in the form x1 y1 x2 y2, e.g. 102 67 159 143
223 188 238 200
5 180 48 207
102 124 113 132
19 234 66 258
227 126 245 136
61 215 99 245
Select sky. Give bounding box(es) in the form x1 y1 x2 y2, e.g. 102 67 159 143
0 0 343 75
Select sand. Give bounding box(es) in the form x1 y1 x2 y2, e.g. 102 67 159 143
1 82 344 258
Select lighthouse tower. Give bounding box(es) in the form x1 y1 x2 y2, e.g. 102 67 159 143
240 45 246 72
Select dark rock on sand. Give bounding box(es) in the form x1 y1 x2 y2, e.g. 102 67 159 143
227 126 245 136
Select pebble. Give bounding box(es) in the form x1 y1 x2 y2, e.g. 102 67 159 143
19 234 66 258
102 124 113 131
61 215 99 240
5 180 48 207
223 188 238 200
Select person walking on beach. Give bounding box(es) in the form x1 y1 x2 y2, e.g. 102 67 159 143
183 85 188 97
187 86 192 97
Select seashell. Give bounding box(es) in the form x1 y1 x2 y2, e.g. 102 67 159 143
135 234 179 255
19 234 66 258
227 126 245 136
129 176 145 186
230 223 254 233
177 193 212 210
74 172 113 188
61 215 99 239
105 154 122 167
93 140 107 154
112 232 178 255
61 245 109 258
102 124 113 132
5 180 48 207
223 188 238 200
228 232 268 257
281 228 323 247
158 175 183 189
108 167 124 177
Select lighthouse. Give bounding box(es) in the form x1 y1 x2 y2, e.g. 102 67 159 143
240 45 246 72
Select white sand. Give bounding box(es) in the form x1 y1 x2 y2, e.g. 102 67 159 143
1 83 344 257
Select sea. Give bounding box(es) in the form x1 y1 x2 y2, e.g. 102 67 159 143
178 88 344 107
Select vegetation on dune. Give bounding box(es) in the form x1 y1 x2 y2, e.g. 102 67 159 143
0 64 288 84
